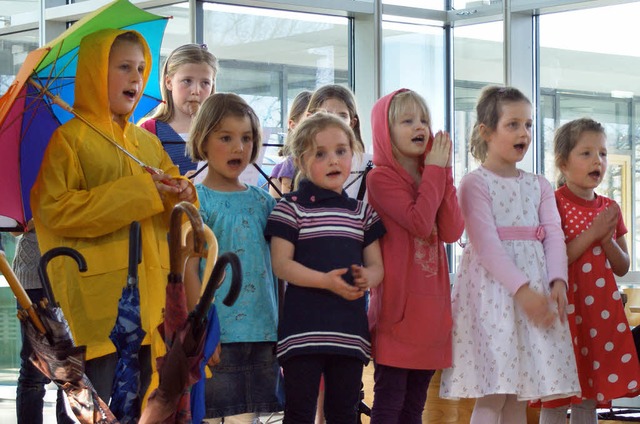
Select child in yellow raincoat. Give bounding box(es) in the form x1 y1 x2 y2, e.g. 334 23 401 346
30 28 197 402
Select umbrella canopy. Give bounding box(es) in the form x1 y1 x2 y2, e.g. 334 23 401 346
22 246 118 424
109 221 145 423
0 0 168 230
139 203 241 424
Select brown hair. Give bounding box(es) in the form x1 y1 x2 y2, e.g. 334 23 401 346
151 44 218 123
188 93 261 163
306 84 364 150
280 90 313 157
470 85 531 163
289 112 363 181
554 118 606 186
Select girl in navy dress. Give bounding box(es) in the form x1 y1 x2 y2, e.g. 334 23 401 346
265 112 385 424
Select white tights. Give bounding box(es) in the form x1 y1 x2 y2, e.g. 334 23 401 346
539 399 597 424
202 412 258 424
470 394 526 424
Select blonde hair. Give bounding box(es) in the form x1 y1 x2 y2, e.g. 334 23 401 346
388 90 432 132
152 44 218 123
289 112 363 181
306 85 364 150
188 93 261 163
470 85 531 163
554 118 605 186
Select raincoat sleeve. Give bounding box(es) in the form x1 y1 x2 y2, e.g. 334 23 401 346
459 172 528 295
32 129 168 239
367 165 453 240
435 167 464 243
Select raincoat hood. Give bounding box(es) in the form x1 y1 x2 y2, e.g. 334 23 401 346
371 88 434 187
75 28 151 132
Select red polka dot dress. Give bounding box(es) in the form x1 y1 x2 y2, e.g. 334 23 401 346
552 185 640 406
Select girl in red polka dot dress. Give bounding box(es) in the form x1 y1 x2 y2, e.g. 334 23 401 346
540 118 640 423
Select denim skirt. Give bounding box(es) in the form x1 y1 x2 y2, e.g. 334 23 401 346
204 341 283 418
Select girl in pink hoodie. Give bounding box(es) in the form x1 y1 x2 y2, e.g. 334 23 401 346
367 89 464 423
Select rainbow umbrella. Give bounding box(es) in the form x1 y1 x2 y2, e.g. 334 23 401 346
0 0 168 230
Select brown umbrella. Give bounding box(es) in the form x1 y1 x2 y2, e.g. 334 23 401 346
139 202 241 424
4 246 118 424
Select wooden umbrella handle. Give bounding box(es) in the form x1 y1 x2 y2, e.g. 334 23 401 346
0 251 46 334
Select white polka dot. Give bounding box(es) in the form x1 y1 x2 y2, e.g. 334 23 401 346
590 328 598 338
566 304 575 314
582 263 593 273
606 261 611 269
581 347 589 356
585 296 595 306
597 393 604 401
588 378 593 387
629 381 638 390
618 323 628 332
594 361 600 370
609 374 619 383
595 278 606 287
613 291 621 301
605 342 614 351
573 336 578 346
593 246 602 255
576 315 583 324
573 283 578 293
602 310 610 319
622 353 632 363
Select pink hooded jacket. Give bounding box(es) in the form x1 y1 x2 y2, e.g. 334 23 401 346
366 89 464 369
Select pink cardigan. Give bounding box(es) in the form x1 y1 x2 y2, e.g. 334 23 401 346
367 89 464 370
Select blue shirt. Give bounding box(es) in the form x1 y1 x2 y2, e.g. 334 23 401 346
265 179 385 363
197 184 278 343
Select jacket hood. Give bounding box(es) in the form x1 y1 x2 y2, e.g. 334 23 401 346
371 88 433 186
74 28 151 133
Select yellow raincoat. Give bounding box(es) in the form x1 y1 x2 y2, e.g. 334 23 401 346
31 28 194 370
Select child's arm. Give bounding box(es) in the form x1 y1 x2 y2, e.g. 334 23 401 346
565 206 616 264
367 166 446 240
538 177 568 287
270 236 363 301
351 240 384 291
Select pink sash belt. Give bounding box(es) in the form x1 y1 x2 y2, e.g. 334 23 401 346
496 225 545 241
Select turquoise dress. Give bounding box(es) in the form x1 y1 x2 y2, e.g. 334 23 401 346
196 183 278 342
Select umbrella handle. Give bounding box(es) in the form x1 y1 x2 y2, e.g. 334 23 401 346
128 221 142 285
0 251 47 334
169 202 206 275
191 252 242 337
39 247 88 305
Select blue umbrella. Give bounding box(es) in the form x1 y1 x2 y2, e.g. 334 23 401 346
109 221 145 423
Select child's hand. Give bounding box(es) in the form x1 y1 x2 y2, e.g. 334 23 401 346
513 284 557 328
351 264 372 291
424 130 451 168
549 279 568 322
322 268 364 301
174 178 197 202
207 343 222 368
590 207 617 243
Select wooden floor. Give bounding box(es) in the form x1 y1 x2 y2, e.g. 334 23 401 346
360 364 635 424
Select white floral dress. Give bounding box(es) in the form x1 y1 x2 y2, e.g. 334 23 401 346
440 167 581 401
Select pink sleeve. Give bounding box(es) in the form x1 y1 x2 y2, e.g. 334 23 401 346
367 165 450 239
538 176 568 285
460 172 528 295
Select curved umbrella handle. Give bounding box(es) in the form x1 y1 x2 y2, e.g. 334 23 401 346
39 247 87 305
190 252 242 338
169 202 206 276
128 221 142 285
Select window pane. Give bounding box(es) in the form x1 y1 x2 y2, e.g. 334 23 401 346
384 0 445 9
203 3 349 176
539 3 640 267
382 21 446 132
0 30 39 95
